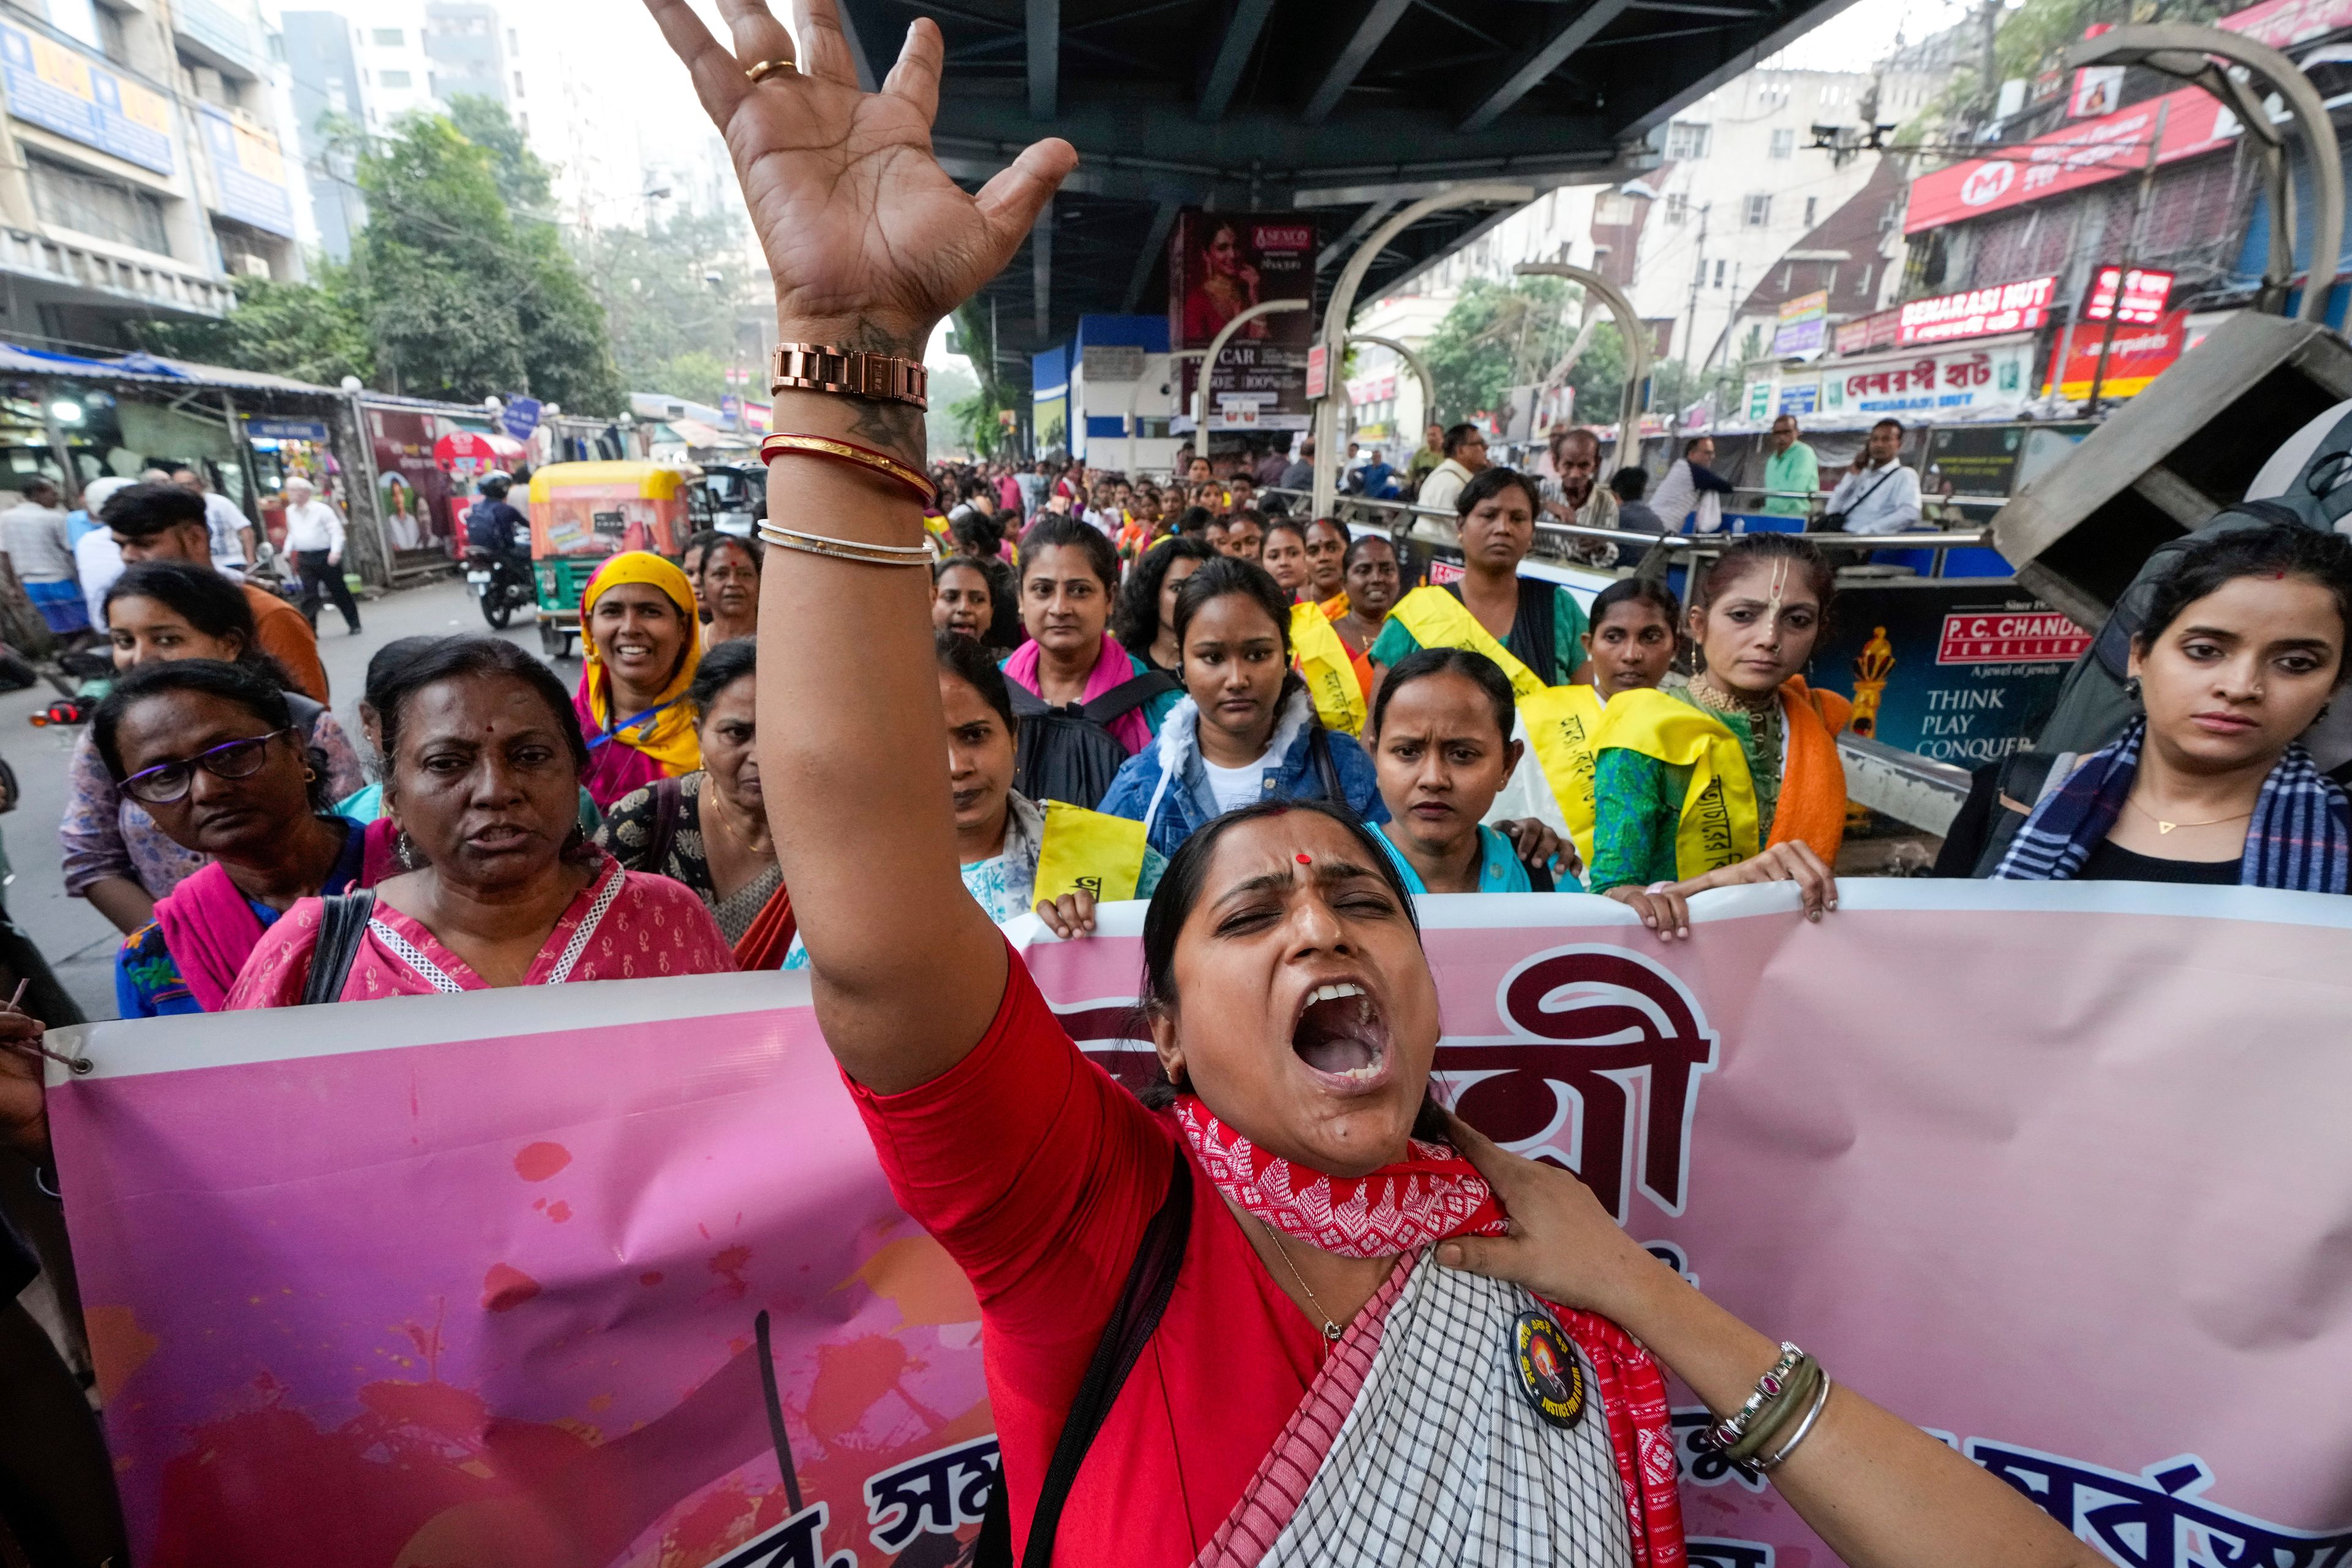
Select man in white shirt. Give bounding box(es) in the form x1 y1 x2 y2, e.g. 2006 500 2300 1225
281 475 361 634
1415 423 1489 515
1823 418 1924 537
172 465 255 578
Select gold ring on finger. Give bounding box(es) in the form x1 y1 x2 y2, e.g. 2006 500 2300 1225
746 57 797 83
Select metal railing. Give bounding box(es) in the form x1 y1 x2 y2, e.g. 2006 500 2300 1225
1261 486 2000 578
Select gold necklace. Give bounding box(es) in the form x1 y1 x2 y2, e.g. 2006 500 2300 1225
2126 797 2255 835
1257 1216 1343 1344
1689 670 1774 717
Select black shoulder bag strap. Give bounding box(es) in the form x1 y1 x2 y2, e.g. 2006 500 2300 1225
1078 668 1180 726
972 1139 1194 1568
301 889 378 1006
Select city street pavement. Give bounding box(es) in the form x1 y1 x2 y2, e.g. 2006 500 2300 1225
2 575 570 1022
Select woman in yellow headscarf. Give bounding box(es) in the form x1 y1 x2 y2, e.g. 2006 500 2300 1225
573 551 703 808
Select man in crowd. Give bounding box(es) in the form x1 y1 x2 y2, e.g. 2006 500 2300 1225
1407 422 1446 487
1825 418 1923 535
1539 426 1619 567
465 472 530 571
0 478 83 641
281 475 360 636
1253 439 1291 489
1348 447 1398 500
1017 458 1048 519
1762 414 1820 520
1278 437 1314 492
1415 423 1488 513
1611 467 1663 535
105 481 328 699
171 465 255 578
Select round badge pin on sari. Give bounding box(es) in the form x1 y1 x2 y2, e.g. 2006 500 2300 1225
1512 1310 1588 1429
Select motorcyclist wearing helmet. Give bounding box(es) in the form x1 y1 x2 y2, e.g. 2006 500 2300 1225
466 472 529 562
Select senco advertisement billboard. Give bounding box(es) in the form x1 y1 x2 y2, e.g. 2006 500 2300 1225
1169 211 1316 434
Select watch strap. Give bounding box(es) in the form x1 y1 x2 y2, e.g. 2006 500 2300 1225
769 342 929 409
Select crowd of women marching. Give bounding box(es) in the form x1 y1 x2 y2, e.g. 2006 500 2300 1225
7 0 2352 1560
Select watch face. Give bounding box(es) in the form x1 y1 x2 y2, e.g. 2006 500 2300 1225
1512 1309 1587 1430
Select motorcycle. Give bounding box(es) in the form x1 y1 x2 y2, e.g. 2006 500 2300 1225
464 547 535 630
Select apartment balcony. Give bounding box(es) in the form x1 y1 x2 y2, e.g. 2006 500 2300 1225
0 225 230 317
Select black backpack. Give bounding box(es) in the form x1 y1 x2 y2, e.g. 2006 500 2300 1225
1011 669 1180 809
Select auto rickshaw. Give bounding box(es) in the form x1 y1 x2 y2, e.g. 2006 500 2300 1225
528 460 698 658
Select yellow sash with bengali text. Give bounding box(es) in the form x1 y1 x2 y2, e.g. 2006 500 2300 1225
1033 801 1150 904
1518 683 1608 870
1387 586 1547 701
1292 601 1368 736
1590 687 1760 880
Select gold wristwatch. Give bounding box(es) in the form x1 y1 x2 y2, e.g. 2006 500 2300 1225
769 342 929 409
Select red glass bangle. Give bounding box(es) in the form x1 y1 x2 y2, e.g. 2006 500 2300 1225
759 432 937 508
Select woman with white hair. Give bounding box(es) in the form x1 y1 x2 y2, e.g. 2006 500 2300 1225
279 473 360 635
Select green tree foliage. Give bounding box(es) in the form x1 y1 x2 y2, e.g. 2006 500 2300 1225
574 211 761 407
134 102 620 413
359 106 621 412
1423 277 1579 426
129 263 374 384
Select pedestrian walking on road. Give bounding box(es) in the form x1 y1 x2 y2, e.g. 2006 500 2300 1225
281 476 361 635
0 478 82 639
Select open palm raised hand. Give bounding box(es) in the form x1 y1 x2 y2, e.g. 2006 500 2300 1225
643 0 1076 357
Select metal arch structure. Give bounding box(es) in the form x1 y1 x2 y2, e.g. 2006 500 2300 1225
1512 262 1652 473
831 0 1872 375
2065 24 2342 324
1313 182 1536 515
1192 298 1311 437
1343 332 1434 464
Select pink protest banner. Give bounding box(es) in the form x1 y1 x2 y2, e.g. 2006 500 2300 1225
45 883 2352 1565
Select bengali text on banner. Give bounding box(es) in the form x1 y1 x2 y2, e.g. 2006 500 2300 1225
42 883 2352 1566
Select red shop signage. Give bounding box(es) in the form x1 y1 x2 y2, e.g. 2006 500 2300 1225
1905 86 2235 235
1896 276 2056 347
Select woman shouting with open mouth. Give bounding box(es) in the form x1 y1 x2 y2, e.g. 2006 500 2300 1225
643 2 2100 1564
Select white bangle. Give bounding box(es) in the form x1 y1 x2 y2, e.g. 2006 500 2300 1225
756 522 935 567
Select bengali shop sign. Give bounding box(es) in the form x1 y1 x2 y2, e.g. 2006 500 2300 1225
2046 309 2192 401
197 104 295 236
1820 337 2035 420
46 888 2352 1565
0 20 173 174
1905 85 2235 233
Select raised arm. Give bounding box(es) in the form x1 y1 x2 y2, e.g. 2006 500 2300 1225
643 0 1073 1091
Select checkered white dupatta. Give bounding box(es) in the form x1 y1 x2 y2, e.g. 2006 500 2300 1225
1196 1256 1635 1568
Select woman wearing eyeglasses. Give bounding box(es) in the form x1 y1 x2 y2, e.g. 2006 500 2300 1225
62 561 366 935
91 660 369 1018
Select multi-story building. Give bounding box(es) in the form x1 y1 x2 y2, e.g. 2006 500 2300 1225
0 0 306 347
282 0 585 256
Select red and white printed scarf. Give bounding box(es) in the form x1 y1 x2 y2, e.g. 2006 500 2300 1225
1172 1095 1507 1258
1174 1094 1687 1568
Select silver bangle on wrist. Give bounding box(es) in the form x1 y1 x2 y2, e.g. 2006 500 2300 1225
1755 1374 1833 1472
1711 1341 1803 1449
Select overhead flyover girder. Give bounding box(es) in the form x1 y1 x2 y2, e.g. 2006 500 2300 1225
862 0 1868 371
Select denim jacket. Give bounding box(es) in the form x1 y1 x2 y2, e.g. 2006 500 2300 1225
1097 686 1387 861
